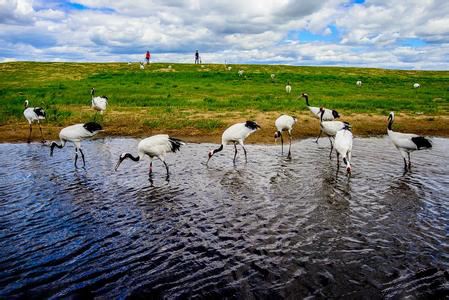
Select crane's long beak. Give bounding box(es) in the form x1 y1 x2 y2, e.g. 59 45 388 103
114 158 123 171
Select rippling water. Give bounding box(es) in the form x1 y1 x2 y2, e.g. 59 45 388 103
1 137 448 299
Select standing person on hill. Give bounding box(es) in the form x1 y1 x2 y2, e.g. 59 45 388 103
195 50 200 64
145 51 151 64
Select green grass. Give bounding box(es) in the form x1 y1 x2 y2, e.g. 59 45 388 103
1 61 449 125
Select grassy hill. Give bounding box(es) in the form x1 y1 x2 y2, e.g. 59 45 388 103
1 62 448 142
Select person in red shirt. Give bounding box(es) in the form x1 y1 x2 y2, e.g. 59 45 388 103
145 51 151 64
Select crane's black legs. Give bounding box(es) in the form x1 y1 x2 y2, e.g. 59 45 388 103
163 161 170 180
407 153 411 169
280 133 284 155
79 148 86 167
336 152 340 171
27 124 32 143
74 148 86 168
241 144 248 162
315 130 322 143
149 161 153 177
287 132 292 159
38 122 45 143
329 137 334 159
233 143 238 164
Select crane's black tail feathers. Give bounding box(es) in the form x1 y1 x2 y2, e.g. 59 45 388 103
412 136 432 149
169 137 185 152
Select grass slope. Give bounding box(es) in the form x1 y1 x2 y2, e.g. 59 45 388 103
1 62 448 142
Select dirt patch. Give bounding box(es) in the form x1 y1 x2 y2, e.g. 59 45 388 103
2 111 449 144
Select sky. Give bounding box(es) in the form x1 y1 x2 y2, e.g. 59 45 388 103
1 0 449 70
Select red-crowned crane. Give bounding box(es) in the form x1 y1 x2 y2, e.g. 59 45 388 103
318 108 351 158
335 124 353 174
207 121 260 165
274 115 297 159
115 134 184 180
50 122 103 168
23 100 46 143
301 93 340 121
387 112 432 170
91 88 108 116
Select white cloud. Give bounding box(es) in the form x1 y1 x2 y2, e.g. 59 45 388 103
0 0 448 69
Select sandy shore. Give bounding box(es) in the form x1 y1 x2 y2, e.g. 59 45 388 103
2 112 448 144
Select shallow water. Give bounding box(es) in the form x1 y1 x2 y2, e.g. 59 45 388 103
1 137 448 299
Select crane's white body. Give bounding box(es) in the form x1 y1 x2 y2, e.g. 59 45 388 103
91 88 108 114
320 120 348 137
387 112 431 169
58 123 100 147
275 115 296 133
413 83 420 88
301 93 339 121
207 121 260 165
135 134 182 161
275 115 297 158
271 74 275 80
92 97 107 114
24 108 45 124
115 134 184 179
238 70 244 76
23 100 46 142
285 84 292 94
222 122 257 145
50 122 103 168
356 80 362 87
335 128 353 173
140 63 145 70
308 106 337 120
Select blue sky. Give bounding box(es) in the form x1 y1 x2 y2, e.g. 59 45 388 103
1 0 448 70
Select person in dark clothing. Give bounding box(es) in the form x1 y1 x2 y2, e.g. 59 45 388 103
195 50 199 64
145 51 151 64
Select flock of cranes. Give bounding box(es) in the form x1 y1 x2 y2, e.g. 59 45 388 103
23 79 432 179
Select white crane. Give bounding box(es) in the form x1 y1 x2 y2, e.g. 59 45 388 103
318 108 351 158
335 125 353 174
413 83 420 88
387 112 432 170
91 88 108 116
207 121 260 165
23 100 46 143
271 74 275 81
285 81 292 94
301 93 340 121
115 134 184 180
50 122 103 168
274 115 297 158
238 70 244 77
140 62 145 70
356 80 362 87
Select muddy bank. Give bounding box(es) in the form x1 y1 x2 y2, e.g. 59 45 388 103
2 112 448 144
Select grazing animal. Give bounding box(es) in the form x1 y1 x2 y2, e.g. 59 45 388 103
50 122 103 168
356 80 362 87
207 121 260 165
318 108 351 158
23 100 46 143
413 83 420 88
274 115 297 158
140 62 145 70
387 112 432 170
335 124 353 174
285 81 292 94
91 88 108 115
301 93 340 121
271 74 275 81
115 134 184 179
238 70 244 77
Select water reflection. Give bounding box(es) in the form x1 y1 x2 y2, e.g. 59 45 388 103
0 137 448 298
